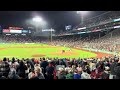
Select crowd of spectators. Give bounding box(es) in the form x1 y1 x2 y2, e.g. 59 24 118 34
0 30 120 79
0 11 120 79
75 11 120 30
0 55 120 79
51 28 120 53
58 11 120 37
0 35 48 43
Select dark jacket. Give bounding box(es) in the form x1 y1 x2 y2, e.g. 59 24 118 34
16 61 27 78
28 60 34 71
110 62 117 75
8 70 20 79
40 61 49 74
101 71 110 79
46 66 54 79
41 61 49 69
46 66 54 75
0 61 10 77
114 63 120 79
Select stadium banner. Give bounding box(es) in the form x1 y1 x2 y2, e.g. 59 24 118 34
10 29 22 33
22 30 29 33
42 29 54 32
77 27 86 30
113 18 120 22
3 29 10 33
114 25 120 29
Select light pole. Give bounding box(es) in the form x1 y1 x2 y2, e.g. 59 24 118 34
42 28 55 42
50 28 52 42
77 11 89 24
50 28 55 42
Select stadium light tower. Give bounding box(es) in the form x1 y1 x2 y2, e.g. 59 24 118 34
33 16 42 22
32 16 43 32
77 11 89 24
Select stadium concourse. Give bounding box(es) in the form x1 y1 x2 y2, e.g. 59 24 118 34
0 11 120 79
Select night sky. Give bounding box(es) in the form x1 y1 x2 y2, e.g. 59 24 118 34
0 11 107 32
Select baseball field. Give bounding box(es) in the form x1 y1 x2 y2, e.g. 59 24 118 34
0 43 113 60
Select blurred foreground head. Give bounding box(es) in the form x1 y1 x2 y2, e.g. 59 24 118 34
3 57 7 61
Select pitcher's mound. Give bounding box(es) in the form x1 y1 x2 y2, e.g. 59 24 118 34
0 48 6 50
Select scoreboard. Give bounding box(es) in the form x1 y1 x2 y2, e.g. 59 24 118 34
10 29 22 33
2 27 31 34
3 29 31 34
2 27 32 36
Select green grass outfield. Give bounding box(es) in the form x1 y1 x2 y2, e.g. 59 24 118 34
0 43 97 60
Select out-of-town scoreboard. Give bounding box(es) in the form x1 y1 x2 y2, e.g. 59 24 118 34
2 27 31 35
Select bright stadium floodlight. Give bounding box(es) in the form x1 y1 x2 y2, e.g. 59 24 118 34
32 16 45 32
32 16 43 23
77 11 89 15
77 11 89 24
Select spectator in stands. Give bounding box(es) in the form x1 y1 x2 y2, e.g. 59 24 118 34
34 67 45 79
101 66 110 79
0 57 10 78
109 59 117 79
86 65 91 74
8 69 20 79
65 65 72 72
73 69 81 79
46 62 54 79
71 65 76 72
25 62 31 78
0 76 7 79
114 60 120 79
16 61 27 79
57 68 66 79
90 68 97 79
28 69 35 79
81 69 91 79
76 64 82 72
27 60 34 71
40 58 49 77
66 70 74 79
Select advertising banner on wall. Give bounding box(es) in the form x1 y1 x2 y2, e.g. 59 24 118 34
10 30 22 33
